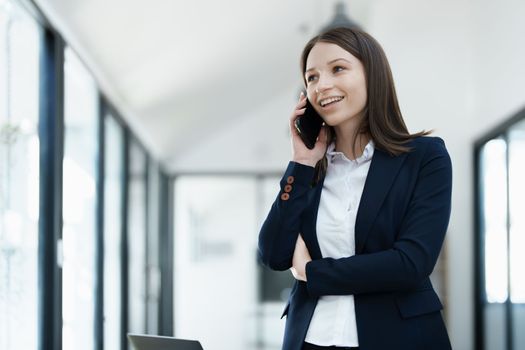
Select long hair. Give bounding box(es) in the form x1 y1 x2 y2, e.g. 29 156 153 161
300 27 431 183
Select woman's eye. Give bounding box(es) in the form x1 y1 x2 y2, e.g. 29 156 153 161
306 75 316 83
333 66 345 73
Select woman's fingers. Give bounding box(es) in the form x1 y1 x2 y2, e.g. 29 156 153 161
290 108 306 136
296 233 305 246
317 125 328 144
294 234 311 260
291 234 310 281
290 267 299 280
290 92 307 128
296 92 307 108
291 92 307 117
290 93 306 136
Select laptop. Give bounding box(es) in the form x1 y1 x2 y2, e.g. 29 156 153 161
128 334 204 350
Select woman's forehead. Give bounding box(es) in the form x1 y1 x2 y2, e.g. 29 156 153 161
306 42 357 69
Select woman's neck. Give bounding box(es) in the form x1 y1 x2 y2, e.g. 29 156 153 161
333 118 370 161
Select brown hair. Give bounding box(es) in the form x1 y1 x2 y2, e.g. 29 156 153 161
300 27 431 183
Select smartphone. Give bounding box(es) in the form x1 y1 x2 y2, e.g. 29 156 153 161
294 98 324 149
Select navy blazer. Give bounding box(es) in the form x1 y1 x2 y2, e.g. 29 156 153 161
258 136 452 350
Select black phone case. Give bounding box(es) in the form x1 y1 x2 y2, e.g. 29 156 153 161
294 99 324 149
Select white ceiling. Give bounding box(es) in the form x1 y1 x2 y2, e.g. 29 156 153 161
32 0 371 168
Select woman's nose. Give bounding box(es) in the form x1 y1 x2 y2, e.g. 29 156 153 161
316 75 333 93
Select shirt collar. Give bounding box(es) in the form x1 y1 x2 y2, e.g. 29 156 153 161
326 139 375 165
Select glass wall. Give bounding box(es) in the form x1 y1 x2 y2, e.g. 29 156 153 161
507 120 525 348
174 175 288 350
174 177 258 350
0 1 40 349
104 115 124 350
62 47 98 350
0 2 172 350
477 111 525 350
128 139 148 335
146 160 161 333
479 137 508 350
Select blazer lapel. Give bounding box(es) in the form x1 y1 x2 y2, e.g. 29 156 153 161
354 148 407 254
302 176 325 260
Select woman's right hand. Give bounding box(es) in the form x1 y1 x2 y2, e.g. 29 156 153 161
289 92 328 167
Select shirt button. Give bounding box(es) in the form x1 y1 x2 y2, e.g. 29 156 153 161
284 184 292 193
281 193 290 201
286 176 294 184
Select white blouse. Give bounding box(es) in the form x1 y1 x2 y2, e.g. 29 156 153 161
304 140 374 347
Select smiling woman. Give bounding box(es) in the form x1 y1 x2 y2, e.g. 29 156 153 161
299 28 432 184
303 42 368 150
258 27 453 350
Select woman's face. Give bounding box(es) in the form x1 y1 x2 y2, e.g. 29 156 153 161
304 42 367 128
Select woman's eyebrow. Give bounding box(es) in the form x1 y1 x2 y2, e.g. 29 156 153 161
305 58 352 74
328 58 352 65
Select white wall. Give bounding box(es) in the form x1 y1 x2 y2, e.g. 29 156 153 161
171 0 525 349
174 178 260 350
169 84 297 173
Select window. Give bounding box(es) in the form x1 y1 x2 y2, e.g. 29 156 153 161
0 1 40 349
476 109 525 350
128 139 147 334
507 120 525 348
481 138 508 304
62 47 98 350
146 160 161 333
104 115 124 350
173 175 287 350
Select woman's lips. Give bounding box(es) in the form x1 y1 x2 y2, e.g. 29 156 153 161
320 96 344 111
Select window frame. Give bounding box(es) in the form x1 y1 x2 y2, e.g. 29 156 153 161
474 106 525 350
7 2 175 349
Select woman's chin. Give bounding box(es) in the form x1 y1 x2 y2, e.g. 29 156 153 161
320 117 340 127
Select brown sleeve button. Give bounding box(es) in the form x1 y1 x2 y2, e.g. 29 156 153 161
286 176 295 184
280 193 290 201
284 184 292 193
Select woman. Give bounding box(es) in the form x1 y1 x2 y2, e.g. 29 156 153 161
258 27 452 350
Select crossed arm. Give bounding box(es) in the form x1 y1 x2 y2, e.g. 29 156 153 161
258 138 452 296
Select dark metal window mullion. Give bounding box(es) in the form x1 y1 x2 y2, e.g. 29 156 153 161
158 171 174 335
94 96 106 350
473 144 484 350
144 154 151 333
120 127 130 350
170 174 177 335
38 28 64 350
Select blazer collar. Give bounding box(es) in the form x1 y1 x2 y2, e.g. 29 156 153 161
304 148 407 259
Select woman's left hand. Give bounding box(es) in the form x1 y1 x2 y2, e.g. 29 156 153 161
290 234 312 281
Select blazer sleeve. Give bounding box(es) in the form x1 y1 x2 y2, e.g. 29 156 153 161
305 138 452 296
258 161 316 271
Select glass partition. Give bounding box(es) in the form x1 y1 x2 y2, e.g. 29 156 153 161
508 120 525 349
146 160 161 333
174 175 291 350
62 47 98 350
479 138 508 350
128 139 147 335
477 110 525 350
174 177 258 349
104 115 124 350
0 1 40 348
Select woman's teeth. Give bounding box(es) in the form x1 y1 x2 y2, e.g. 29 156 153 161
320 96 343 107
